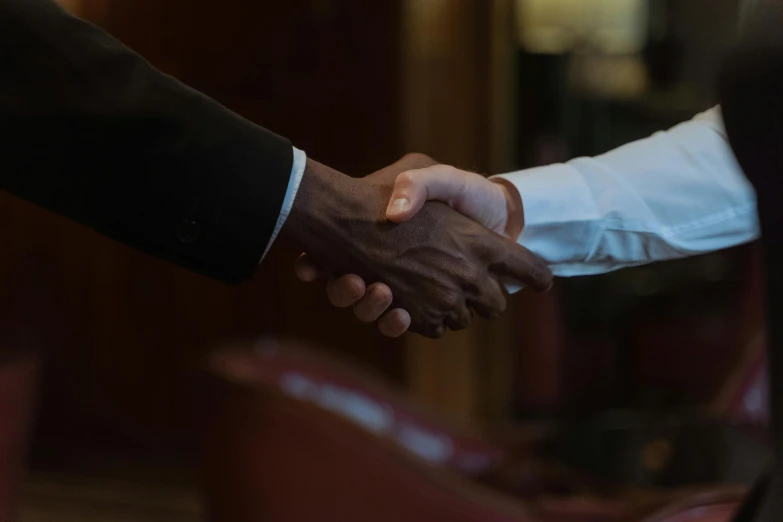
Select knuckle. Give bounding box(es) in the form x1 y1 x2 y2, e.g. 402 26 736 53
401 152 435 167
341 279 365 300
369 283 394 307
410 314 445 339
494 296 507 315
448 312 472 331
459 261 480 286
479 307 502 320
430 325 446 339
327 277 364 307
474 238 499 262
474 293 506 318
400 152 424 163
377 290 395 309
526 264 541 285
440 290 462 309
396 170 418 188
445 165 466 180
531 264 553 290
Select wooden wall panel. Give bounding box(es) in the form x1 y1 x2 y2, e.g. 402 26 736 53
401 0 522 427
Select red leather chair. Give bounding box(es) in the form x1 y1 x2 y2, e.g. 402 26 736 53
203 339 746 522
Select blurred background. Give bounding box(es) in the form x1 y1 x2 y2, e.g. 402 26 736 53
0 0 766 520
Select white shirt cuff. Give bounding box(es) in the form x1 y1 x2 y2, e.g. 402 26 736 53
260 146 307 261
493 164 600 278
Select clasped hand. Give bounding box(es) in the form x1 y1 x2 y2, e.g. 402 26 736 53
287 154 551 338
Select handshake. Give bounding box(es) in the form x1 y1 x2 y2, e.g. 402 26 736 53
280 153 553 339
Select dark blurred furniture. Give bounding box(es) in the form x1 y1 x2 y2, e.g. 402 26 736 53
0 348 40 522
18 471 201 522
513 245 770 491
203 340 748 522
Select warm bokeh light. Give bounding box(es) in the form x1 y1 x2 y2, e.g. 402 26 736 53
516 0 648 54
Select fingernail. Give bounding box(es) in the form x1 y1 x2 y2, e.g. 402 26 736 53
387 198 411 217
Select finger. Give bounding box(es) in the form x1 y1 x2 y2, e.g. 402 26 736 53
424 325 447 339
326 275 367 308
294 253 325 282
409 319 446 339
386 165 471 223
444 306 473 331
488 239 554 292
469 276 507 319
378 308 411 338
353 282 394 322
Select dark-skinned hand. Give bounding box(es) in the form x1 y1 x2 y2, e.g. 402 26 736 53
282 153 552 338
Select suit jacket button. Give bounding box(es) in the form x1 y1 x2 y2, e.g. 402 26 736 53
176 219 200 244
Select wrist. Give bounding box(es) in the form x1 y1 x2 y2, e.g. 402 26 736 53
492 178 525 240
281 159 371 271
282 159 346 242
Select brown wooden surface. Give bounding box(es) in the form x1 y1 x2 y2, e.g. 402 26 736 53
401 0 524 427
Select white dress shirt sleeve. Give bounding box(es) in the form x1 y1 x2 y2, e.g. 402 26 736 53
260 146 307 261
493 107 760 278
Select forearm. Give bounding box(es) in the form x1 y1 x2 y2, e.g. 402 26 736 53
495 108 759 276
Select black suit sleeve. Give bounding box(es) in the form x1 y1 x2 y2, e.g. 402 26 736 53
0 0 294 284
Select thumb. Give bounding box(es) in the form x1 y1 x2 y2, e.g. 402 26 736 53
386 165 468 223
